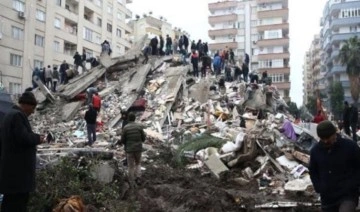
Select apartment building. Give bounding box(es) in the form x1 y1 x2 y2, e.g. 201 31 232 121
208 0 291 101
0 0 133 95
303 35 323 105
130 15 190 46
320 0 360 103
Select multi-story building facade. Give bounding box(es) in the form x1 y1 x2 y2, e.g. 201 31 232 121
129 15 190 46
208 0 291 101
320 0 360 103
303 52 312 105
0 0 133 95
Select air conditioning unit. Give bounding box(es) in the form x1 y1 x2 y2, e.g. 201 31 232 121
18 11 25 19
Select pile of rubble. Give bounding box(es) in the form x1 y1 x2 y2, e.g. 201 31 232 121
29 37 324 211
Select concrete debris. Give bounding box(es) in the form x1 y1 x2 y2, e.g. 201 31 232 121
28 38 322 209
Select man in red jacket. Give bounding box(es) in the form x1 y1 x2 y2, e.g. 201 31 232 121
92 92 101 113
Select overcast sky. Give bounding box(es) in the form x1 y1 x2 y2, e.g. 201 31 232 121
128 0 328 106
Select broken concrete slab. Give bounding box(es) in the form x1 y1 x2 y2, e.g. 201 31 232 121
33 77 55 103
204 154 229 179
62 101 83 122
60 66 106 100
91 162 115 184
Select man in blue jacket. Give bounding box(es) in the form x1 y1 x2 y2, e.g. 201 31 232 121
309 120 360 212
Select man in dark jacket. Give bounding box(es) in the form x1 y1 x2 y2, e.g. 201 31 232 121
121 112 146 187
349 103 358 141
309 120 360 211
165 34 172 55
85 104 97 146
73 51 83 72
159 35 164 56
0 91 45 211
59 60 69 84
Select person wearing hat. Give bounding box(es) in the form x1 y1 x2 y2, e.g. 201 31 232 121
0 91 45 211
309 120 360 212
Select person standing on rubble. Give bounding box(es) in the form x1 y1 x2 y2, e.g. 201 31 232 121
59 60 69 84
45 65 53 90
313 110 325 124
92 92 101 113
0 91 45 211
343 101 351 136
52 66 60 92
190 50 199 78
121 112 146 187
309 120 360 212
165 34 172 55
142 43 151 65
86 86 98 105
85 104 97 146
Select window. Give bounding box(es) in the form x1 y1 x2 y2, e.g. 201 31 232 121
34 59 43 69
238 22 245 29
11 26 24 40
36 9 46 22
9 82 22 95
53 41 60 52
83 27 93 41
97 18 102 27
107 23 112 33
269 74 284 83
350 26 358 32
10 54 22 66
117 12 122 20
116 28 121 37
340 8 360 18
12 0 25 12
107 5 112 14
35 34 45 47
84 49 93 58
54 18 61 28
251 20 257 27
95 0 102 7
95 34 101 44
55 0 61 6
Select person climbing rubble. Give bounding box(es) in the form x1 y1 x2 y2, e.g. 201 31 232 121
84 104 98 147
121 112 146 187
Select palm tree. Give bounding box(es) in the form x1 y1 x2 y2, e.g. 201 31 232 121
339 36 360 103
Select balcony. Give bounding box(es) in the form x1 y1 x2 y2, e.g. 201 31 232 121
330 49 339 60
331 17 359 30
331 33 356 43
208 14 238 25
257 0 287 3
208 1 238 11
64 41 77 56
208 28 238 38
273 82 291 90
258 8 288 19
208 41 238 50
257 37 289 47
257 22 289 32
257 67 290 74
330 1 360 15
257 52 290 60
331 65 346 74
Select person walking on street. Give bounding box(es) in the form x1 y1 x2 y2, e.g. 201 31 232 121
92 92 101 113
0 91 45 212
52 66 60 92
85 104 97 146
121 112 146 187
350 103 358 141
309 120 360 212
343 101 351 136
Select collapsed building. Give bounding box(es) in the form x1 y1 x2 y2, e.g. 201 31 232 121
28 36 324 211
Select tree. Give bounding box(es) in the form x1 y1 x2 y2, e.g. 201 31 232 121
339 36 360 103
287 101 299 118
329 81 345 120
305 96 317 116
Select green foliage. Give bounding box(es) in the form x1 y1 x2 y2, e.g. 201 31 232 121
305 96 317 116
287 101 299 118
330 81 345 120
173 134 225 168
339 36 360 102
29 157 126 211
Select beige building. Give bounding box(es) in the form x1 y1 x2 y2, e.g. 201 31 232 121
129 14 190 47
303 34 323 105
0 0 133 95
208 0 291 101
